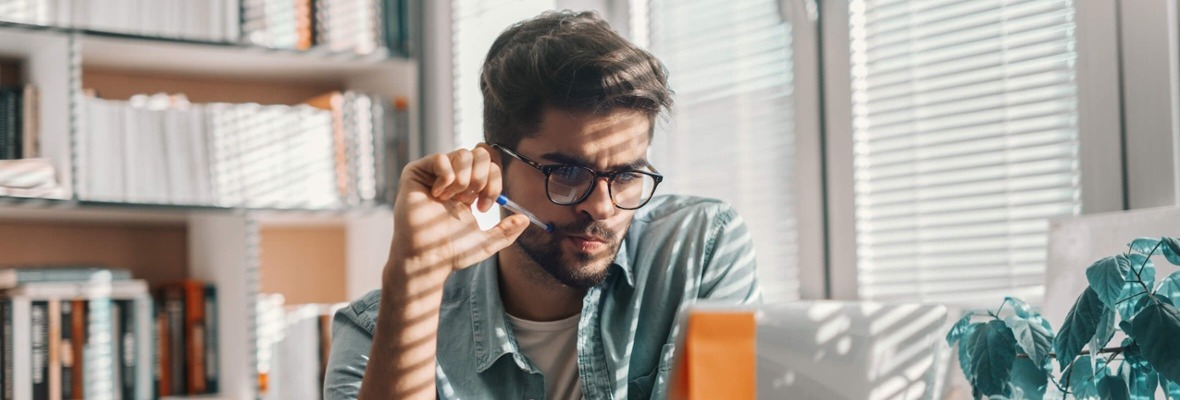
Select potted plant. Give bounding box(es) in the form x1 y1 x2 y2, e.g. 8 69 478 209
946 237 1180 399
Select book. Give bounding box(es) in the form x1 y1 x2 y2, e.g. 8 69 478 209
203 284 218 394
31 300 47 400
21 84 37 159
0 267 132 289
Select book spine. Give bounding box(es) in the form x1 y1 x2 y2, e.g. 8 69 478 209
59 302 72 400
31 300 47 400
109 301 121 400
203 284 218 393
154 306 167 397
116 299 135 400
69 300 85 400
136 297 152 400
47 300 59 400
2 300 9 400
183 282 205 394
11 299 29 400
164 286 185 395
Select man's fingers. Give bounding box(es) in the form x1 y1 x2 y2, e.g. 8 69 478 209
474 215 529 261
477 162 504 213
443 149 474 200
430 154 455 198
465 148 492 205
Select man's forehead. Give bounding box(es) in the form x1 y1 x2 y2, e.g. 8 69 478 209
519 107 652 167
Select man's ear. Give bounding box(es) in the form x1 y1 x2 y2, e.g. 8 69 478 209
476 142 502 167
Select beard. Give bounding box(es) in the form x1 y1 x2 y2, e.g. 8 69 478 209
514 218 621 290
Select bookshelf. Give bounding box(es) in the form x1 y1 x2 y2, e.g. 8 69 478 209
0 1 412 397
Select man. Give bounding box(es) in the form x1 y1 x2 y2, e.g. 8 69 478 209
325 10 760 400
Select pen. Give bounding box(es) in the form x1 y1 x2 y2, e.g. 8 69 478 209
496 194 554 232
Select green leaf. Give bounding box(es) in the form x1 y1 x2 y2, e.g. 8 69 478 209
1094 307 1116 349
1063 355 1098 398
1164 377 1180 400
1123 353 1159 400
1127 298 1180 384
1055 287 1105 371
947 312 974 347
1088 255 1130 309
1120 254 1158 320
958 322 979 378
1127 253 1157 287
1005 296 1034 319
969 320 1018 397
1010 357 1048 399
1130 237 1161 254
1163 237 1180 265
1158 271 1180 306
1005 315 1053 368
1098 375 1132 400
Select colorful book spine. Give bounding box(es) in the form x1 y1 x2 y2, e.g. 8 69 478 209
30 301 47 400
203 284 218 394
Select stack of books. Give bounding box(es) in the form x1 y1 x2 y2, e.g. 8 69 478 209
255 294 344 400
0 267 221 399
0 266 152 399
0 0 241 42
242 0 409 55
77 91 404 208
154 280 219 398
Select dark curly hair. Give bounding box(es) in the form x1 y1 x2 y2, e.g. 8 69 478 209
480 10 674 149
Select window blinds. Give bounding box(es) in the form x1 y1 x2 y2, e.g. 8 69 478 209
848 0 1082 305
647 0 800 301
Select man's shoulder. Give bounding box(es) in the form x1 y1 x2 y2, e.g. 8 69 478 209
633 194 739 226
335 289 384 334
335 269 477 335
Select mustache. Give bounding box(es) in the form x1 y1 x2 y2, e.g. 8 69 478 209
551 220 616 241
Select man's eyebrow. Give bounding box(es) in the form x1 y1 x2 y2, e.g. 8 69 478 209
539 152 649 171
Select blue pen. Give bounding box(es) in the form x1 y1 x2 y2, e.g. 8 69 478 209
496 194 554 232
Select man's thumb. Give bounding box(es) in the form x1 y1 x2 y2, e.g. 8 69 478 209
484 214 530 249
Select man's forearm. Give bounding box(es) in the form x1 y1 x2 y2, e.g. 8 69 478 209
358 259 449 400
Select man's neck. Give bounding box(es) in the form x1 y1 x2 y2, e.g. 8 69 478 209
496 249 586 321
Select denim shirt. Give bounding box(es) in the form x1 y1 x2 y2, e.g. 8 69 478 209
323 195 762 400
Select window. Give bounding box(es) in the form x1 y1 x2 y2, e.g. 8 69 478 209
646 0 802 301
847 0 1083 305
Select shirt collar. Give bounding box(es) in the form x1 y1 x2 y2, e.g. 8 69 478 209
469 256 530 373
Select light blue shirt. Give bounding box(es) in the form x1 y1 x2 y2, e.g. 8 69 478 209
324 195 762 399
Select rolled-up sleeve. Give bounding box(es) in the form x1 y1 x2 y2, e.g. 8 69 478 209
323 291 380 400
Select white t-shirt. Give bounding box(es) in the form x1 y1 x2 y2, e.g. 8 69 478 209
505 312 583 400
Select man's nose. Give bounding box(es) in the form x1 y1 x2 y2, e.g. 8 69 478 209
575 178 616 221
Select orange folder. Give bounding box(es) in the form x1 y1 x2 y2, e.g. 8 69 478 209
670 310 757 400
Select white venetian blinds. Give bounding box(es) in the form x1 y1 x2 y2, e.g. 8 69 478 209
647 0 800 301
848 0 1083 305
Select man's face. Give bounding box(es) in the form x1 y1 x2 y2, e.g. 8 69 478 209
500 106 652 290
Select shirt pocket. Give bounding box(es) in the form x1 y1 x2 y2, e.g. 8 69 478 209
627 343 677 400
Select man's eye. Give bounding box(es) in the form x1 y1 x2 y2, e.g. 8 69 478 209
615 172 640 183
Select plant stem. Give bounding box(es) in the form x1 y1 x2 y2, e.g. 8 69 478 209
1134 242 1162 296
1015 346 1128 359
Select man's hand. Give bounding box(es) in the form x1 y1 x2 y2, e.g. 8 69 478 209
360 145 528 400
391 145 529 282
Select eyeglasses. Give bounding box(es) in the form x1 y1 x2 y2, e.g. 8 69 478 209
490 143 663 210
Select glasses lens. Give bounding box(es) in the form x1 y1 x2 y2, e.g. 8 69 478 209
611 172 657 209
547 166 594 204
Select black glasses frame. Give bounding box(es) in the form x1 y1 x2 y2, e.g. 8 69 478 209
490 143 664 210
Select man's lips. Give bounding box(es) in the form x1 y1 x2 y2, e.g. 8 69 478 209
567 235 608 252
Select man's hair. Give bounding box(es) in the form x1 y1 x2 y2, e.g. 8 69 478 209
480 10 673 148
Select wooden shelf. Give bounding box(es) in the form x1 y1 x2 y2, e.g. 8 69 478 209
80 33 413 87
